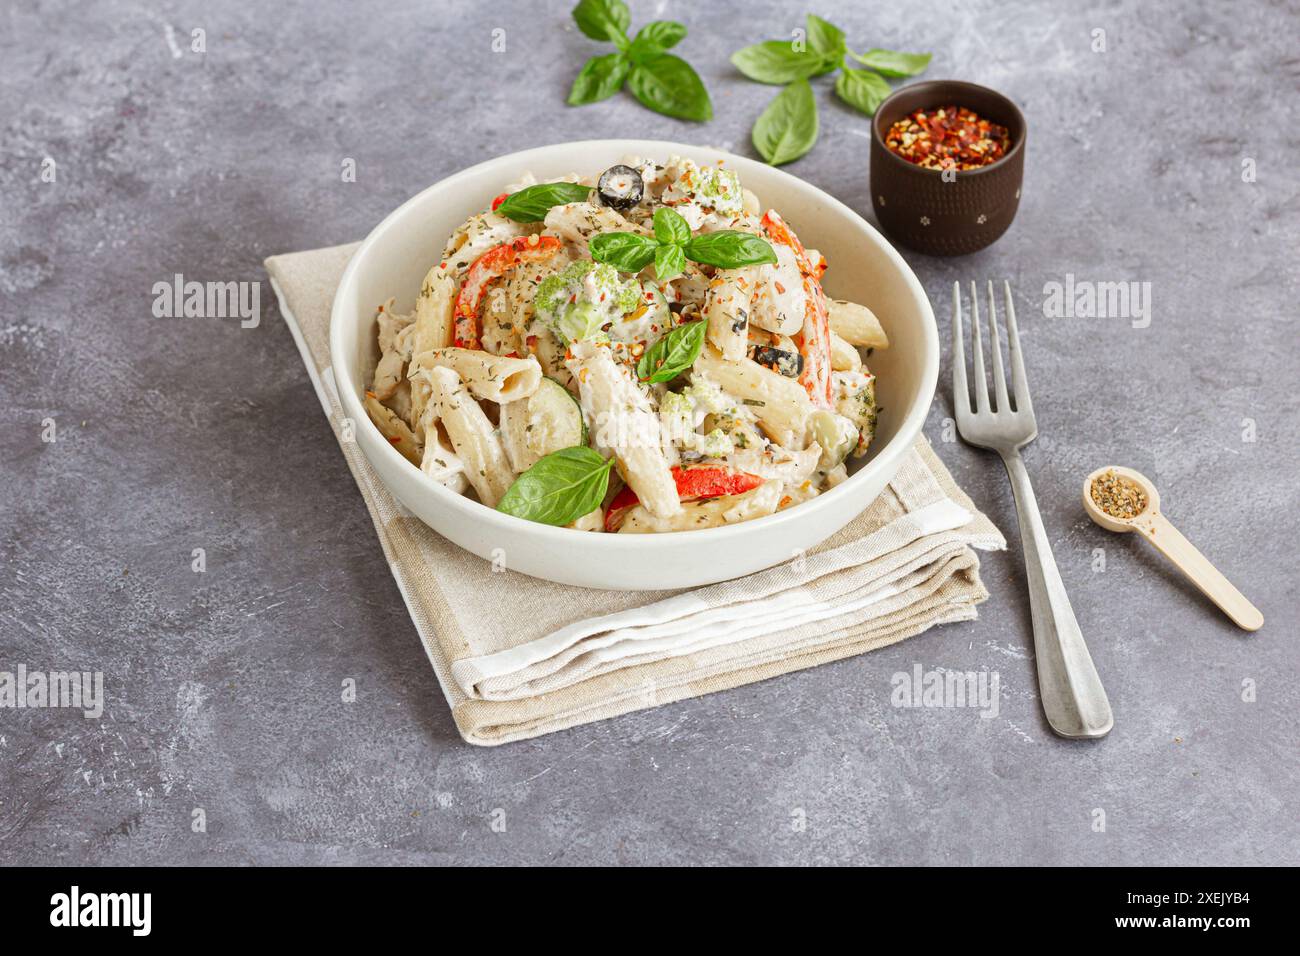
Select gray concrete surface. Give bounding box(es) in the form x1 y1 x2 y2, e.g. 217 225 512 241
1 0 1296 866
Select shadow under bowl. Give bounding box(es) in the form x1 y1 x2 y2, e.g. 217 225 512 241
869 79 1026 257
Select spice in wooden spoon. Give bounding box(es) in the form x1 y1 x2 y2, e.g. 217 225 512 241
1082 466 1263 632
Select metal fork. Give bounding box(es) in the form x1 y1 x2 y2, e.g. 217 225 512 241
953 281 1113 739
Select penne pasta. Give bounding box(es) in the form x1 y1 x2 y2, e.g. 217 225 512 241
372 303 415 401
543 201 646 259
425 366 515 507
411 348 542 404
364 393 422 466
567 343 680 519
409 269 456 430
703 269 756 361
413 267 456 354
748 245 806 337
418 414 469 495
827 299 890 350
829 330 862 371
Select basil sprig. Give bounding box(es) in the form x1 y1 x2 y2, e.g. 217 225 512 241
567 0 712 122
731 14 845 86
496 446 614 526
733 13 932 166
495 182 594 222
637 319 707 384
591 207 777 282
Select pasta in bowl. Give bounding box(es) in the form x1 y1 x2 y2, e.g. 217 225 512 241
330 140 937 589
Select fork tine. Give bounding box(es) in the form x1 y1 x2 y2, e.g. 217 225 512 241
986 280 1010 412
969 281 990 412
1003 280 1033 415
951 281 969 412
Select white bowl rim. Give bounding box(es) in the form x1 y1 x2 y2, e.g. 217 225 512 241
329 138 938 550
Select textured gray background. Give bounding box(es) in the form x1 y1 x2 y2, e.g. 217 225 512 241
2 0 1296 866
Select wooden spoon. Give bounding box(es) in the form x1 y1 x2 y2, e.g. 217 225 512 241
1082 466 1263 632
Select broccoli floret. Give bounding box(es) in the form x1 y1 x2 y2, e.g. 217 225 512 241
696 428 733 458
684 379 733 416
664 161 744 216
534 259 641 343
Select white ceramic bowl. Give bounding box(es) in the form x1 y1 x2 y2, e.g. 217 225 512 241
330 140 938 590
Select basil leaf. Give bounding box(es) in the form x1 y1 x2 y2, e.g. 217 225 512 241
683 230 779 269
627 54 713 122
849 48 932 78
805 14 846 56
590 231 659 272
628 20 687 62
497 446 614 526
730 41 829 84
652 206 691 245
654 243 686 283
751 79 819 166
637 320 707 384
572 0 631 45
495 182 594 222
834 66 892 117
568 52 630 105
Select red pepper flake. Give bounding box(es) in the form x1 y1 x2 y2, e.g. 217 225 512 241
885 105 1011 171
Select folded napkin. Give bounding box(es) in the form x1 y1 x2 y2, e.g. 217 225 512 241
265 243 1005 745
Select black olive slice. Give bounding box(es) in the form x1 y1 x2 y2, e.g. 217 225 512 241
749 345 804 378
596 165 645 211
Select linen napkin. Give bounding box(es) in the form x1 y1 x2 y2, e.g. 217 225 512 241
265 243 1005 746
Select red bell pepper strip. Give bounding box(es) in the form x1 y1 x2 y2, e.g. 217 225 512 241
604 486 640 532
761 210 833 409
671 465 763 499
604 465 764 531
761 210 807 272
453 235 563 349
809 250 827 280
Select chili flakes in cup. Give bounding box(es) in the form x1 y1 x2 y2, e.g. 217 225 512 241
884 105 1011 171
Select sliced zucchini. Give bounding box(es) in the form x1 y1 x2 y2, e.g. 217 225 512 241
808 409 857 470
530 376 586 449
501 376 587 472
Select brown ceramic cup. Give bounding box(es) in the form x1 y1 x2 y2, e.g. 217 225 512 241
869 80 1026 257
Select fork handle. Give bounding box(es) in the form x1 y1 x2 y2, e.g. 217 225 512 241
1000 451 1114 739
